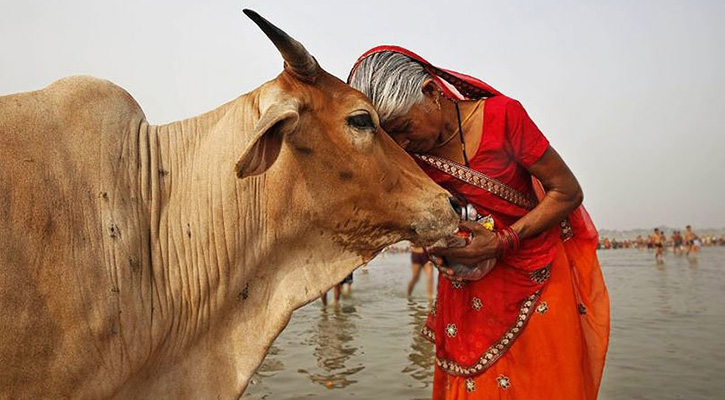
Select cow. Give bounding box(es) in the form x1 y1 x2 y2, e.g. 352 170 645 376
0 9 458 399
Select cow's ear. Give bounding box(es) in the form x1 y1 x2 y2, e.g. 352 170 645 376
236 102 299 179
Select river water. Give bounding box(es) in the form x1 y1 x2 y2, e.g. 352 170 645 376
243 247 725 399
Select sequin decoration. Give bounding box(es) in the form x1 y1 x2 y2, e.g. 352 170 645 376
529 265 551 284
433 291 541 377
465 378 476 393
446 324 458 338
472 297 483 311
560 218 574 240
497 375 511 389
536 301 549 314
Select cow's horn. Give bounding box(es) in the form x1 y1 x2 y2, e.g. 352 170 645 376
244 9 319 81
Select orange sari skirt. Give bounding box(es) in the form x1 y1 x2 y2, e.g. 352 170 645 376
432 237 610 399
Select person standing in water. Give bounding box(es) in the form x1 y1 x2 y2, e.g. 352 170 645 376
320 272 354 306
409 245 435 301
652 228 665 264
672 230 684 255
684 225 700 262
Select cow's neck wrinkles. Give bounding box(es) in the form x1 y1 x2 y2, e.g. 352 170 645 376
141 90 277 358
130 83 372 395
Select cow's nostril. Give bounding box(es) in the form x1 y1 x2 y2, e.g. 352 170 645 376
448 196 463 218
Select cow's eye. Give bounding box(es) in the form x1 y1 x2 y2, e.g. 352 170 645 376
347 112 376 131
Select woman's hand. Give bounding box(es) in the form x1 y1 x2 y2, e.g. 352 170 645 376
429 221 499 266
428 256 461 281
429 252 497 282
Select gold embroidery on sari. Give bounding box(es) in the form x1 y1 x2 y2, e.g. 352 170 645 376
465 378 476 392
431 291 541 377
560 218 574 241
497 375 511 389
451 281 466 289
529 265 552 284
446 324 458 338
422 325 435 343
416 154 576 239
415 154 538 210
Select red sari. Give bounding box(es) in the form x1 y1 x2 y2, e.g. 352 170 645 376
350 46 610 399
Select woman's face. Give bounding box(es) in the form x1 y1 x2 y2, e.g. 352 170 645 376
381 86 446 154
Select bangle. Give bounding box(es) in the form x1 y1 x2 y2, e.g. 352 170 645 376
507 226 521 252
496 226 521 258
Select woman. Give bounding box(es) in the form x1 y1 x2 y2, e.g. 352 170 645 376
348 46 609 399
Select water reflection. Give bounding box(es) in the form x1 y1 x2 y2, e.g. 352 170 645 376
653 253 707 317
299 305 364 389
246 249 725 399
655 261 673 316
254 345 285 377
402 301 435 383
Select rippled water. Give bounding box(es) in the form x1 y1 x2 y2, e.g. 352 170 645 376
243 248 725 399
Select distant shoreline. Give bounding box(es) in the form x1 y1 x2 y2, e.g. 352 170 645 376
599 227 725 241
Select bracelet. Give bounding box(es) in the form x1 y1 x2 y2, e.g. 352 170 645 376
496 226 521 258
506 226 521 253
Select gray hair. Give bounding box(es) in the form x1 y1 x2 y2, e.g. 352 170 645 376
349 51 431 123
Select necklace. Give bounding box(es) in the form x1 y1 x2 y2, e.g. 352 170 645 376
433 99 483 166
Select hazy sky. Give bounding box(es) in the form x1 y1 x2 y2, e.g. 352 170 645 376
2 0 723 230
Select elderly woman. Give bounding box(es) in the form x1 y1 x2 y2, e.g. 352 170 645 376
348 46 609 399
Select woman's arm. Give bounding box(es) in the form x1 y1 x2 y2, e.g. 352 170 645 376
429 145 582 266
511 146 583 239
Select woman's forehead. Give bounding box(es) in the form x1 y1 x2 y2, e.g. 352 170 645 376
382 116 411 132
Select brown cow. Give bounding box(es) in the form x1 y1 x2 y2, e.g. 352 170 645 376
0 9 458 399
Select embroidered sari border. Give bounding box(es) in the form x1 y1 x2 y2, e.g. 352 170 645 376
421 291 541 377
415 154 538 211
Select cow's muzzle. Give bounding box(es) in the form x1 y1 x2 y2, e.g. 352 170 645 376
410 194 459 246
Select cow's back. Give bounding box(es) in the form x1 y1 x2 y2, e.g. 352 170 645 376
0 76 151 398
